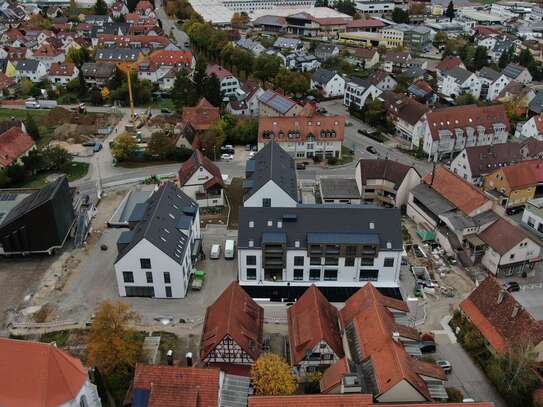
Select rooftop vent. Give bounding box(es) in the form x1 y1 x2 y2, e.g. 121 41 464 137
497 291 505 304
249 221 254 228
369 222 375 229
512 304 521 318
283 214 297 222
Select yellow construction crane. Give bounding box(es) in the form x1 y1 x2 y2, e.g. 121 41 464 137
126 66 136 126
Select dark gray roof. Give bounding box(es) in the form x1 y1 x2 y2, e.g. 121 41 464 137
440 210 476 229
311 68 337 85
0 176 67 228
444 67 473 84
346 76 372 89
320 178 360 199
410 184 455 215
238 205 402 250
116 182 198 265
244 141 297 202
81 62 116 78
15 59 40 72
403 66 425 79
472 210 498 226
478 67 501 82
529 91 543 113
91 22 130 37
96 48 141 62
503 63 526 80
257 90 296 114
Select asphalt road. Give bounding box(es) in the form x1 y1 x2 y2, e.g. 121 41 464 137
155 0 190 49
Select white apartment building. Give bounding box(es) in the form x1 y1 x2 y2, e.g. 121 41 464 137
311 68 346 98
115 182 201 299
440 67 481 99
206 64 240 96
517 114 543 140
355 0 395 15
522 197 543 237
343 76 382 110
478 67 510 101
237 205 403 301
221 0 314 13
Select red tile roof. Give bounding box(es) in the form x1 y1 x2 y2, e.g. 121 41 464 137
200 282 264 363
464 143 522 178
0 127 35 167
32 43 63 57
460 276 543 354
249 394 374 407
147 50 193 70
319 357 349 393
48 62 76 77
181 98 219 131
206 64 234 81
347 18 385 29
178 149 223 190
339 283 409 326
131 364 220 407
258 113 344 143
0 338 88 407
424 166 489 215
478 217 532 256
316 17 351 26
287 285 344 365
436 56 464 72
424 104 510 141
532 114 543 134
498 160 543 189
135 0 154 10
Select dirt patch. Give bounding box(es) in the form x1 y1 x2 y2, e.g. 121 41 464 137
149 114 178 128
50 140 92 156
174 333 200 366
226 178 243 230
33 303 56 322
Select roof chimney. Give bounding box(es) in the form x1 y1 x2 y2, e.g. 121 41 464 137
512 304 521 318
392 332 400 342
497 291 505 304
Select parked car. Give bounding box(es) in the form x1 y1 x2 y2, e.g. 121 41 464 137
251 145 258 152
221 153 234 161
504 281 520 292
224 239 235 259
160 107 172 114
506 206 524 215
436 360 452 374
248 152 255 159
366 146 377 155
296 162 306 170
210 244 221 259
82 140 96 147
420 341 436 353
93 143 103 153
245 144 252 151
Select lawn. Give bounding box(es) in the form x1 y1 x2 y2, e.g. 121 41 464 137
151 98 176 111
21 161 89 188
329 146 354 165
0 108 54 146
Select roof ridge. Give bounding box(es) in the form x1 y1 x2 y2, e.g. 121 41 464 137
312 286 325 347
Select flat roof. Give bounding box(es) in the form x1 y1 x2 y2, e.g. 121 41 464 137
108 189 153 227
251 6 350 20
188 0 234 24
320 178 360 199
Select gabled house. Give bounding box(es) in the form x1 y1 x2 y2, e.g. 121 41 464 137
436 56 465 78
236 37 265 56
412 104 510 160
343 77 382 110
355 159 422 208
369 70 397 91
477 66 510 101
257 90 302 117
81 62 116 86
350 47 379 69
0 338 100 407
244 141 297 207
249 395 494 406
126 364 222 406
199 282 264 374
407 80 436 105
382 51 411 73
178 149 224 207
314 43 339 61
503 63 532 84
517 113 543 140
273 37 303 51
320 284 448 402
288 285 344 377
450 143 523 186
380 91 429 141
31 42 64 68
225 82 263 117
0 126 35 168
48 62 79 85
176 98 220 144
311 68 345 98
114 182 200 298
137 50 195 88
440 67 481 99
14 59 46 82
95 47 143 65
206 64 240 97
460 276 543 356
286 51 320 72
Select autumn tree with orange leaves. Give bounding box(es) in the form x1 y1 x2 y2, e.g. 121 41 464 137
87 300 141 374
251 353 297 396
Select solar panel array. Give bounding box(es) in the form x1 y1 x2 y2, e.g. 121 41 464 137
0 194 16 201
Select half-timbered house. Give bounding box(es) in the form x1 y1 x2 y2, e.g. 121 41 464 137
199 282 264 374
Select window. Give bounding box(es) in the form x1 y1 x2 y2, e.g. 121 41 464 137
345 257 355 267
140 258 151 269
80 395 88 407
294 269 304 280
310 256 321 265
262 198 271 207
324 269 338 281
359 269 379 281
528 217 536 228
247 268 257 280
146 271 153 283
294 256 304 266
309 269 321 281
360 256 374 266
384 258 395 267
165 286 172 298
325 257 338 265
247 255 257 265
510 253 515 260
123 271 134 283
164 272 171 284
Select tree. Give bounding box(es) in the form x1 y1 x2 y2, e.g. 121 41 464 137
473 46 489 71
199 123 225 160
445 0 455 21
193 57 208 95
94 0 108 15
146 132 176 160
44 146 73 172
0 167 10 187
21 148 46 175
172 70 198 111
251 354 297 396
433 31 448 47
230 12 249 28
254 54 282 84
455 93 478 106
499 46 514 69
19 78 33 97
66 47 91 67
394 74 414 94
335 0 356 16
6 163 26 185
112 133 139 161
127 0 139 12
273 68 310 96
409 2 425 15
87 300 141 374
362 98 387 128
392 7 410 23
203 74 222 107
25 113 40 141
518 48 535 68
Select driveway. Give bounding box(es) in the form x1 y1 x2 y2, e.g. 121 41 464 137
155 0 190 49
433 333 506 407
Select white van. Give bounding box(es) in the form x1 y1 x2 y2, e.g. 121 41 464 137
224 240 235 259
210 244 221 259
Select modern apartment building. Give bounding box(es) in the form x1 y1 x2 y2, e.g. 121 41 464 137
237 205 403 301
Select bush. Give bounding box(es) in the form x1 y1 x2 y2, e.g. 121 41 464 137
327 157 338 165
303 371 322 394
446 387 464 402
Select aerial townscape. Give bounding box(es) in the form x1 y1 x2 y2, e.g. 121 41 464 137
5 0 543 405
